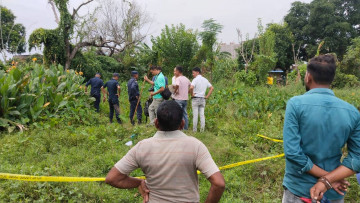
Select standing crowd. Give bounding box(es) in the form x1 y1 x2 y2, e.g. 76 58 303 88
85 55 360 203
85 65 214 132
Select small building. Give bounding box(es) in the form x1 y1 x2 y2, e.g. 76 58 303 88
268 69 285 85
219 42 240 59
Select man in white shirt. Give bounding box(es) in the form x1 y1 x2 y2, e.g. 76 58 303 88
190 67 214 132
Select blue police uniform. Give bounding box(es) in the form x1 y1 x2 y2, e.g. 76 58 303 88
85 77 104 112
127 77 142 124
103 79 121 123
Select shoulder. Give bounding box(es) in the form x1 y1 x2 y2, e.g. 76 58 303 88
286 95 305 109
183 136 206 148
334 96 360 114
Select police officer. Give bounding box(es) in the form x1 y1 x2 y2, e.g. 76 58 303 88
85 73 104 112
127 71 142 125
102 73 122 124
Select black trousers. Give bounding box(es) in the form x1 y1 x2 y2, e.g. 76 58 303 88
129 100 142 121
109 98 120 123
92 94 100 112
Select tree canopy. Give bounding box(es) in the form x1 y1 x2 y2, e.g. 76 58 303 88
151 24 199 76
285 0 360 60
0 7 26 61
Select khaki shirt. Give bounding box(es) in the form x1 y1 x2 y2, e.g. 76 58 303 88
115 130 219 202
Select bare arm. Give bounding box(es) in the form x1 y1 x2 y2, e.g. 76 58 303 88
117 85 121 96
307 164 329 178
101 87 107 97
174 85 179 95
105 167 143 189
144 76 154 85
205 86 214 99
205 172 225 203
150 87 164 97
101 87 107 102
189 85 194 97
310 166 355 201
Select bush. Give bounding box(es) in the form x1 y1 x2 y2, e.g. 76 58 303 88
234 70 257 86
0 63 95 132
250 54 277 83
213 58 238 83
332 70 360 88
287 64 306 84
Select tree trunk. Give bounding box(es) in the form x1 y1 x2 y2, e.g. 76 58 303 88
65 59 71 70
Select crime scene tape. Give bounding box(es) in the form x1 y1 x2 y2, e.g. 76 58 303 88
256 134 283 143
0 153 284 182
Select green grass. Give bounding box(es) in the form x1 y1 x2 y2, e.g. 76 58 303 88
1 84 360 202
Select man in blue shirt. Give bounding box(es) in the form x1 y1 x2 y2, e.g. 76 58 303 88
102 73 122 124
282 55 360 203
144 66 165 125
127 71 142 125
85 73 104 112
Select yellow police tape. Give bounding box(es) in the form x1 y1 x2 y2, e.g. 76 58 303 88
0 153 284 182
256 134 283 143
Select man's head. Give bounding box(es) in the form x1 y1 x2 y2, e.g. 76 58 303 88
150 66 162 75
174 66 183 77
95 73 101 78
131 71 139 79
305 55 336 91
113 73 120 80
155 101 184 131
192 67 201 78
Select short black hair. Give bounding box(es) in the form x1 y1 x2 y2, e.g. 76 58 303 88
175 66 183 73
156 101 183 131
192 67 201 73
150 66 162 71
307 55 336 85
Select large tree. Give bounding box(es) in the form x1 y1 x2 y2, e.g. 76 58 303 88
341 37 360 78
266 23 295 70
196 19 223 81
0 7 26 62
29 0 148 70
151 24 199 76
285 0 360 60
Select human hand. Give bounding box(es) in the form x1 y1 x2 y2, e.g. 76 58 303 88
144 76 148 81
332 179 350 196
150 92 154 97
205 95 209 99
310 182 327 202
138 180 150 203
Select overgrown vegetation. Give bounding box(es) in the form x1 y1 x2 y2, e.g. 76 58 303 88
1 0 360 201
1 81 359 202
0 63 95 132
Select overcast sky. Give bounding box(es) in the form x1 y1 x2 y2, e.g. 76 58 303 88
2 0 312 54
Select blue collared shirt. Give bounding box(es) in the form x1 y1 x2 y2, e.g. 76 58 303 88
85 77 104 96
283 88 360 200
103 79 120 99
127 78 139 101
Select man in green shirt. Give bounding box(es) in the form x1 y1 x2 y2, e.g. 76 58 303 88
144 66 165 125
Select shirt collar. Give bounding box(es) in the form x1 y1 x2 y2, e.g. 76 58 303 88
305 88 335 96
154 130 187 138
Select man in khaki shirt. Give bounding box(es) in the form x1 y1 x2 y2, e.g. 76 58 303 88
105 101 225 203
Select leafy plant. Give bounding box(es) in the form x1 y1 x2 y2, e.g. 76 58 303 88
0 63 95 132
